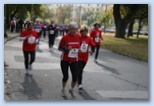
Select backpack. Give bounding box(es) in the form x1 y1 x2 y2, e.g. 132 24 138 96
10 21 15 26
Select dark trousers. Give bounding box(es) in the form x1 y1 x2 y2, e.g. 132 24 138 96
23 51 36 70
48 34 55 48
38 32 42 44
11 26 15 32
78 60 86 85
60 60 78 82
43 28 46 38
60 30 65 36
91 45 100 59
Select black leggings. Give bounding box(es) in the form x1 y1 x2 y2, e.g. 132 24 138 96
78 60 86 85
60 60 78 82
48 34 55 48
23 51 36 70
91 45 100 59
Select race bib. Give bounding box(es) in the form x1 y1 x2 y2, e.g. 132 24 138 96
95 37 99 43
80 43 88 52
28 36 35 44
50 30 54 34
68 49 79 58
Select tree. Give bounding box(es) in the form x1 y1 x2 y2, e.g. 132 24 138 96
4 4 44 38
4 4 43 27
43 4 54 22
113 4 139 38
56 5 72 24
127 4 148 38
100 8 114 33
82 11 93 20
136 5 148 38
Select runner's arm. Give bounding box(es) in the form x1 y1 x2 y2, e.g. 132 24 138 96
19 37 27 41
58 46 68 52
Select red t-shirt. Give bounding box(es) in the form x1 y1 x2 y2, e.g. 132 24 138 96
59 33 81 62
78 36 95 62
20 29 38 51
90 29 103 45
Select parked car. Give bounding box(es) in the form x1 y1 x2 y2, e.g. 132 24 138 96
105 27 116 33
133 30 138 34
140 31 148 36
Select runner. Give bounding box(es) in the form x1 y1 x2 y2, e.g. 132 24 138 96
48 21 57 52
78 25 95 91
19 21 38 75
58 22 81 98
90 23 103 63
34 20 42 44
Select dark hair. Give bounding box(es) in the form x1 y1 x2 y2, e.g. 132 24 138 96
27 21 34 27
94 23 100 28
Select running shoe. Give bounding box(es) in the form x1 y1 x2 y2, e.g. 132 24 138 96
61 89 66 97
78 85 83 91
28 64 32 71
69 88 76 98
25 69 29 75
94 59 98 63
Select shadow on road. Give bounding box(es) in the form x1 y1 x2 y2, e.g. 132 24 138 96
95 62 121 75
78 89 95 100
21 75 42 100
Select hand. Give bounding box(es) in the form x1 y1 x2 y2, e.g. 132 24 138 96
89 50 92 53
26 35 30 39
78 49 82 53
67 46 72 51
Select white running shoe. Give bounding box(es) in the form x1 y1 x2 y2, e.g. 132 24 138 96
61 89 66 97
78 85 83 91
29 64 32 71
94 59 98 63
25 69 29 75
49 47 53 52
69 88 76 98
25 69 32 76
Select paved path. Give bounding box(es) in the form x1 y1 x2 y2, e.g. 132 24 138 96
4 33 148 100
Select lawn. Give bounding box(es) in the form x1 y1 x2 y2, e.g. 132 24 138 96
101 33 148 62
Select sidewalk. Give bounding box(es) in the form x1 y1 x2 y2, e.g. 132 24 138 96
4 31 20 100
4 31 20 44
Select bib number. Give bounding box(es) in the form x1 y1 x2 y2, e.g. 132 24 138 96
95 37 99 43
80 44 88 52
68 49 79 58
50 30 54 34
28 36 35 44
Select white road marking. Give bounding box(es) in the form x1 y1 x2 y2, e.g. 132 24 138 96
96 90 148 99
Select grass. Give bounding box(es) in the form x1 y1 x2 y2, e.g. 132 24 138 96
101 33 148 62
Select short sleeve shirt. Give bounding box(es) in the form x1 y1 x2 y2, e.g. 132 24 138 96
20 29 38 51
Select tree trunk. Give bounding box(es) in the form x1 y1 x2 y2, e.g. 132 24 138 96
113 5 127 38
115 19 127 38
137 18 142 38
113 4 139 39
127 18 134 38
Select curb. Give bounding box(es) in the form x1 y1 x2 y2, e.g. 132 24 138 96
4 35 19 44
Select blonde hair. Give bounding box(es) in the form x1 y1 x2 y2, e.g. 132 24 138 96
80 24 88 32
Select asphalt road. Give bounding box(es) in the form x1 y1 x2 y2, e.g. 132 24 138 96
4 35 149 100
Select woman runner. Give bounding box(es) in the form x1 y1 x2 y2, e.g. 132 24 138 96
58 22 81 98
